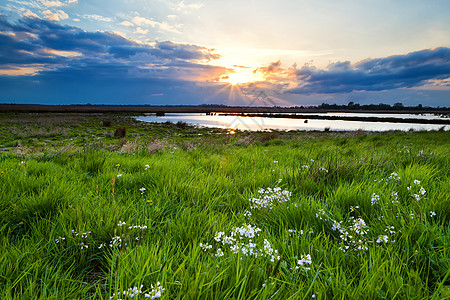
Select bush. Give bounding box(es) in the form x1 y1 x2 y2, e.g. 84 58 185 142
114 127 127 138
176 121 187 129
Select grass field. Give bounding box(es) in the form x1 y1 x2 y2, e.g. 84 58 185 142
0 113 449 299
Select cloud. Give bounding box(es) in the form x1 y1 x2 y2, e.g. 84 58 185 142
39 0 77 7
133 27 148 35
42 9 68 21
171 1 203 11
120 20 134 27
131 16 180 33
43 10 59 21
40 0 64 7
22 9 40 19
0 17 229 104
0 16 221 80
288 47 450 94
81 14 113 22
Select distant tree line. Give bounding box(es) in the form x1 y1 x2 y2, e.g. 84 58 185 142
306 102 448 111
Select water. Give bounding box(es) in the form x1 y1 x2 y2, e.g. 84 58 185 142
136 113 448 132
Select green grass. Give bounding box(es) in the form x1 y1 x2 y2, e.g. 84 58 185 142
0 113 449 299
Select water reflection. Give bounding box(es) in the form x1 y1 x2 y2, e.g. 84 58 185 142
136 113 448 132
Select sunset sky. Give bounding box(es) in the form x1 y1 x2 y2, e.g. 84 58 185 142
1 0 450 106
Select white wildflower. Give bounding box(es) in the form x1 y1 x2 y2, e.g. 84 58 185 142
144 282 164 299
296 254 312 270
419 186 426 195
214 231 225 242
215 248 224 257
199 242 212 251
370 193 380 206
376 235 389 244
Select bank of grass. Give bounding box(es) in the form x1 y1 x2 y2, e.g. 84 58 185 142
0 113 449 299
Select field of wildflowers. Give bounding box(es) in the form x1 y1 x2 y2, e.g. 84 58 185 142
0 113 449 299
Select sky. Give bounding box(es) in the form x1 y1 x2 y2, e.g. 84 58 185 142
1 0 450 107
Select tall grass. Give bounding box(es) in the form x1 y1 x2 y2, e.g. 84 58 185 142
0 114 449 299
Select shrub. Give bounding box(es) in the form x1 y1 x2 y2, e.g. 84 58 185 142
176 121 187 129
114 127 127 138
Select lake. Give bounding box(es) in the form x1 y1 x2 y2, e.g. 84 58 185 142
136 113 448 132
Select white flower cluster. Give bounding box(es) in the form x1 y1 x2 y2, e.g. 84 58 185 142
417 150 435 157
110 282 164 299
243 210 252 218
202 224 280 262
388 172 401 181
349 206 359 212
128 225 148 230
55 236 65 243
331 220 342 231
199 242 213 251
328 212 398 251
332 217 369 252
376 226 396 244
64 230 92 250
249 186 291 210
377 172 401 183
110 236 123 248
215 248 224 257
390 192 399 204
79 242 89 249
139 187 146 195
117 221 148 230
62 222 149 250
72 229 91 239
407 180 426 202
288 229 304 236
110 285 143 299
315 209 327 221
318 167 328 173
376 235 388 244
296 254 312 270
370 193 380 206
146 282 165 299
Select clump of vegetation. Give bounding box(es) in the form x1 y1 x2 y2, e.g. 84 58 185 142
176 121 187 129
0 112 449 299
114 127 127 138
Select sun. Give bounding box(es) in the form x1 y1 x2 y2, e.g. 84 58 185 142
220 68 265 85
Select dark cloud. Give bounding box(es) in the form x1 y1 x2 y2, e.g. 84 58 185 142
0 16 227 104
0 16 220 71
289 47 450 94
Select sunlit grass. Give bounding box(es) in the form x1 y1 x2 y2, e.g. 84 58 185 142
0 113 449 299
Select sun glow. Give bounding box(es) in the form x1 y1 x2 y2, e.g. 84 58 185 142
220 68 265 85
